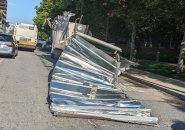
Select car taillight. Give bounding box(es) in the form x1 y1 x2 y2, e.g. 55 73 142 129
6 44 13 47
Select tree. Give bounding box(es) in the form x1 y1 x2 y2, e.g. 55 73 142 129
34 0 185 68
33 0 53 30
174 0 185 73
118 0 149 61
176 35 185 73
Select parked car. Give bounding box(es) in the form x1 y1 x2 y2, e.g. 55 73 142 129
37 39 46 48
0 33 18 58
42 41 52 52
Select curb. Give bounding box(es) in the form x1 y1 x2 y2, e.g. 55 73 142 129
123 73 185 101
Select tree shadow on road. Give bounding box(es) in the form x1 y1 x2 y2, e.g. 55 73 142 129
163 98 185 113
171 120 185 130
38 54 57 65
175 105 185 113
35 50 57 114
43 54 56 64
47 68 53 104
35 50 57 65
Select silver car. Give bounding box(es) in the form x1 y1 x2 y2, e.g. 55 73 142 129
0 33 18 58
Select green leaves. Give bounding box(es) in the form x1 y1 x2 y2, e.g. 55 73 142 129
34 0 185 43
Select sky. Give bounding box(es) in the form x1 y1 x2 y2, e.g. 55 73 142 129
7 0 42 24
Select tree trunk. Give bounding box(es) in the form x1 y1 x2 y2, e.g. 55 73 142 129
130 22 136 61
176 32 185 73
105 17 109 41
170 34 174 49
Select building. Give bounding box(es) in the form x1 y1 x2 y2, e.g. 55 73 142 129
6 24 15 34
0 0 8 33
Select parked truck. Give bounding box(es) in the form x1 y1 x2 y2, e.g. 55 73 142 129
14 23 38 52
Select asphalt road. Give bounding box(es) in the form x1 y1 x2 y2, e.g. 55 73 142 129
0 50 185 130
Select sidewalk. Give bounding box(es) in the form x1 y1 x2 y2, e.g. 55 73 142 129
123 68 185 100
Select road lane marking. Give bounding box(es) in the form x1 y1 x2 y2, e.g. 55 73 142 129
0 58 4 63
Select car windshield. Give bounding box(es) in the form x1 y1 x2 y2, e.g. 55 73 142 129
0 34 12 42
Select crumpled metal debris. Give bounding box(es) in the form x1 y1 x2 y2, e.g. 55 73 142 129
47 11 75 55
49 36 158 125
49 12 158 125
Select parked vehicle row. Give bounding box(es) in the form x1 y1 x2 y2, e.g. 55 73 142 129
0 23 52 59
0 33 18 58
0 33 52 59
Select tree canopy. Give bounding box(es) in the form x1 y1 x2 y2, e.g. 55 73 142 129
34 0 185 56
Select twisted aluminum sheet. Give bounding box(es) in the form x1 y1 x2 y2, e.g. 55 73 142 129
49 35 158 125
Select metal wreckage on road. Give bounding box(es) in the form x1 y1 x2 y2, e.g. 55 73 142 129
48 12 158 125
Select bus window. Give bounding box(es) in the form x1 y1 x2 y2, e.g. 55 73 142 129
29 26 34 30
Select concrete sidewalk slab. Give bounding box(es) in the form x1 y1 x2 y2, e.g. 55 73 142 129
123 68 185 100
